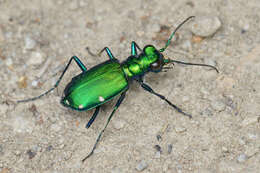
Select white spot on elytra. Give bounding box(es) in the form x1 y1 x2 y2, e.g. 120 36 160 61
65 100 69 105
79 104 83 109
99 96 105 102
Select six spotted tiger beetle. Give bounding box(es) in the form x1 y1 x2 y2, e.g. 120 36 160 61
17 16 219 162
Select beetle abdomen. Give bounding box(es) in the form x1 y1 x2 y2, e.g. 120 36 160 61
61 60 128 111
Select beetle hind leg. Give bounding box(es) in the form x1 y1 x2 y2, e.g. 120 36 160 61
82 91 127 162
17 56 87 103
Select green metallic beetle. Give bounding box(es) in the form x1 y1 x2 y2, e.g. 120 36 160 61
18 16 218 162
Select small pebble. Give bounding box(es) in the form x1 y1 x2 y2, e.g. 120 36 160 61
182 96 190 102
237 154 247 163
192 35 203 43
62 151 71 161
156 134 162 141
204 58 217 67
154 151 161 159
238 138 246 145
18 76 28 89
238 20 250 32
28 51 45 65
79 0 88 7
218 76 236 90
5 58 13 66
0 144 3 154
191 16 221 37
0 104 8 115
137 31 144 37
50 123 62 132
245 146 258 157
248 133 257 140
150 23 161 33
69 1 78 10
174 125 186 133
200 87 209 95
46 145 53 152
0 168 9 173
112 167 122 173
241 116 258 127
31 80 39 87
154 145 162 152
26 149 37 159
211 100 225 111
12 116 34 133
14 150 21 156
57 143 65 149
222 146 228 152
136 160 148 171
168 144 173 154
24 36 36 50
31 145 41 152
112 118 126 130
181 40 192 51
5 32 13 39
0 27 5 42
176 164 183 173
57 0 64 5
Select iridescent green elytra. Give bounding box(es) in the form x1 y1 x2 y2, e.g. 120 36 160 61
62 60 128 111
17 16 219 162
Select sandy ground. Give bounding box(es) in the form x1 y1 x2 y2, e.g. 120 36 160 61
0 0 260 172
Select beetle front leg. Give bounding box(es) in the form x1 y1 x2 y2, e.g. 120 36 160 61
136 79 192 118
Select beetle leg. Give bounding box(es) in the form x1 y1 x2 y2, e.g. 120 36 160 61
17 56 87 103
136 79 192 118
82 91 127 162
100 47 115 60
86 47 115 60
131 41 142 56
86 106 100 129
72 56 88 72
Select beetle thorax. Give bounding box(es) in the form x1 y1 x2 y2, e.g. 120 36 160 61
122 45 161 78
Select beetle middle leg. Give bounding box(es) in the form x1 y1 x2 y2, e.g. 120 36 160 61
86 47 115 60
17 56 87 103
136 78 192 118
131 41 142 56
82 91 127 162
86 106 100 129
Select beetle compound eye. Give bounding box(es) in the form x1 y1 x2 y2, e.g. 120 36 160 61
151 60 161 71
150 56 164 72
151 61 160 69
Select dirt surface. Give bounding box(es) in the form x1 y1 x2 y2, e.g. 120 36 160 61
1 0 260 172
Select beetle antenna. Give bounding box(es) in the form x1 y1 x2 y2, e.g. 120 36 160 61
160 16 195 53
165 59 219 73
